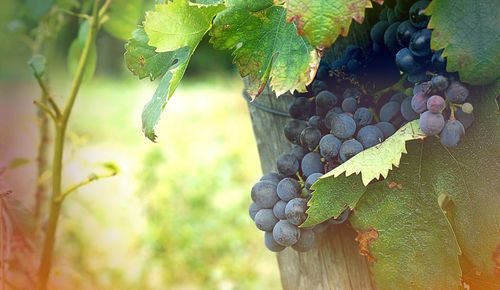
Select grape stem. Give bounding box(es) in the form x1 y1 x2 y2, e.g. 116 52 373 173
295 172 305 186
372 74 407 103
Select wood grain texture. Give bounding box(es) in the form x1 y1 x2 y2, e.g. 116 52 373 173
246 82 376 290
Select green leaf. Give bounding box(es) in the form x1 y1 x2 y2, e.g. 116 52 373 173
103 0 144 40
125 26 191 141
23 0 55 21
428 84 500 283
426 0 500 85
350 142 462 290
144 0 225 52
303 173 365 227
125 27 180 81
137 0 223 141
210 0 319 97
304 121 425 227
285 0 379 49
323 120 426 186
28 54 46 78
67 39 97 83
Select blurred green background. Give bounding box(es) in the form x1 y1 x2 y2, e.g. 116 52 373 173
0 0 281 289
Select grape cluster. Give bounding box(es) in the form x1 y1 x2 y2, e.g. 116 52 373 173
248 0 474 253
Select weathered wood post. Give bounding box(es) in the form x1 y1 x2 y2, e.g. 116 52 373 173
244 18 378 289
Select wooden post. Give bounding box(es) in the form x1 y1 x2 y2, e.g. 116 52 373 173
244 15 380 288
246 85 376 289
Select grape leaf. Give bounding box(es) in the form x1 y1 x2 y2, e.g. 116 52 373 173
428 84 500 284
426 0 500 85
103 0 144 40
302 173 365 227
144 0 225 52
349 142 462 290
125 26 190 141
303 121 425 227
22 0 55 21
210 0 319 97
323 120 425 186
285 0 383 49
137 0 224 141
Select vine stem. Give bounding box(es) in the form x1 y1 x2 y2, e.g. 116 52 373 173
372 74 407 103
36 1 102 289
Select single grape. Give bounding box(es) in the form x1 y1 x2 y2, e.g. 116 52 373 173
396 20 417 46
260 172 283 184
356 125 384 149
308 115 323 129
292 229 316 252
339 139 364 162
289 97 312 120
419 111 445 135
411 92 429 113
343 87 362 100
284 119 308 144
273 200 287 220
431 75 449 91
289 144 307 162
445 81 469 103
341 97 358 114
264 231 285 252
407 71 431 84
316 90 338 112
330 113 357 139
401 96 419 121
440 120 465 147
431 50 447 71
255 209 278 231
413 81 432 96
370 21 390 44
277 153 299 176
354 107 374 127
409 29 432 57
375 122 396 139
409 0 431 29
395 48 422 74
384 22 401 53
319 134 342 161
455 108 474 129
312 80 328 96
249 202 262 221
300 127 322 150
285 198 308 226
390 92 406 103
273 220 301 246
251 181 279 209
305 173 323 191
277 177 302 202
324 109 338 130
462 103 473 114
427 95 446 113
301 152 324 178
380 101 402 122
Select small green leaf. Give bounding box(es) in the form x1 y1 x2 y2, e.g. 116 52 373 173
350 142 462 290
303 173 365 227
28 54 46 78
285 0 378 49
7 158 31 169
426 0 500 85
144 0 225 52
323 120 426 186
103 0 144 40
125 26 191 141
210 0 319 97
67 39 97 83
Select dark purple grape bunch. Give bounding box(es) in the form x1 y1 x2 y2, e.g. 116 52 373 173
408 75 473 147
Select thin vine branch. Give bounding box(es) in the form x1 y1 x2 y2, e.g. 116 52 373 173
57 171 118 202
33 101 56 121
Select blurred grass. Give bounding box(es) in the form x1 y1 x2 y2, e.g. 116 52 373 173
50 75 281 289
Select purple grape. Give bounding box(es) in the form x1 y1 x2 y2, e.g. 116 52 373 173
277 177 302 202
440 120 465 147
264 231 285 252
419 111 445 135
401 96 419 121
339 139 364 162
375 122 397 139
300 127 322 150
445 81 469 103
301 152 324 178
354 107 374 127
356 125 384 149
277 153 299 176
255 209 278 231
292 229 316 252
251 181 279 209
426 95 446 113
411 92 429 113
285 198 308 226
330 113 356 139
319 134 342 161
273 220 301 246
341 98 358 114
273 200 287 220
